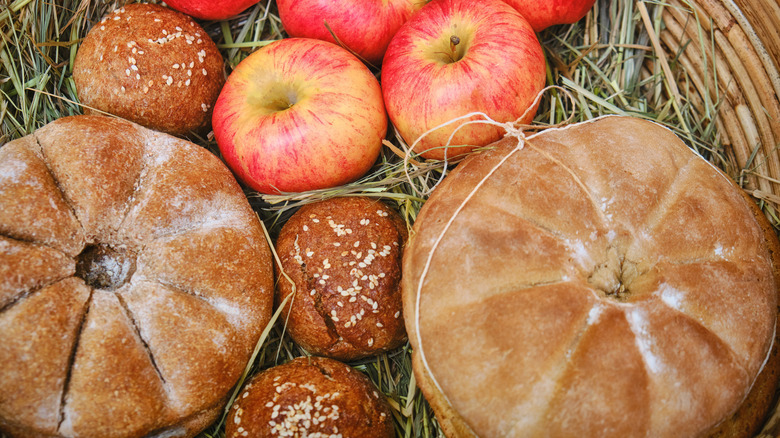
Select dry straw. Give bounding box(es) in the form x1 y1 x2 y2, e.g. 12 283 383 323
2 0 780 436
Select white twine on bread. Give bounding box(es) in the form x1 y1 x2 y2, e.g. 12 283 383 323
402 86 576 197
410 86 584 413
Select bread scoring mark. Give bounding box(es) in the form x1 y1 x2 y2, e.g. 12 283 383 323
57 288 94 433
638 154 697 233
625 307 664 374
142 278 249 331
31 132 87 243
113 292 168 390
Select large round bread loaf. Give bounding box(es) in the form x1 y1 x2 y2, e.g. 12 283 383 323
0 115 274 437
402 116 780 437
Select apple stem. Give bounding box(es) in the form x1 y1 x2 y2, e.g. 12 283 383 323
450 35 460 55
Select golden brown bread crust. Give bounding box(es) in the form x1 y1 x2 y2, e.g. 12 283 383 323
0 115 274 437
402 116 778 437
275 197 408 361
73 3 225 136
225 356 395 438
705 188 780 437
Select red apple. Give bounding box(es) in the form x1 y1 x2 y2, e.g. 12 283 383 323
163 0 258 20
502 0 596 32
212 38 387 194
381 0 546 160
276 0 422 66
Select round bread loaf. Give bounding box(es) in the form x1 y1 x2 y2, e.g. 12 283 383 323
402 116 780 437
73 3 225 136
0 115 274 437
275 197 407 361
226 356 395 438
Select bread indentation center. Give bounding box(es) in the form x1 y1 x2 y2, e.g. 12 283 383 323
587 244 640 302
75 244 137 290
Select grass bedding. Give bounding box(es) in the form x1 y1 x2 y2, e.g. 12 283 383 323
0 0 758 436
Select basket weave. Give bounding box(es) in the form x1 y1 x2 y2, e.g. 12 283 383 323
659 0 780 208
656 0 780 435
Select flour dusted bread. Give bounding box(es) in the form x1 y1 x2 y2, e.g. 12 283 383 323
226 356 395 438
402 116 780 437
0 115 274 437
73 3 224 136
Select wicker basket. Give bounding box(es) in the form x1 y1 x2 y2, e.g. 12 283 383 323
659 0 780 208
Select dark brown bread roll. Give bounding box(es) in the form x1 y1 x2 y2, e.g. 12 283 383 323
0 115 274 437
73 3 225 136
226 356 395 438
275 197 408 361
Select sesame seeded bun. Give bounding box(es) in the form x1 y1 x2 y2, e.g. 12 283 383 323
226 356 395 438
275 197 408 361
73 3 225 136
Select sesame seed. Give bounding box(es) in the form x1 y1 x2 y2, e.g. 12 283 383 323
185 79 191 86
154 18 162 22
120 86 125 92
173 63 179 69
187 69 192 76
202 68 208 76
166 77 173 85
131 65 138 71
135 74 140 80
394 311 401 318
368 338 374 346
100 25 105 30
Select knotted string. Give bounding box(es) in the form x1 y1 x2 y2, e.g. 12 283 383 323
402 85 576 197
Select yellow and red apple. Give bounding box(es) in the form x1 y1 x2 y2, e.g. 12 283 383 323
212 38 387 194
277 0 423 66
381 0 547 160
163 0 259 20
502 0 597 32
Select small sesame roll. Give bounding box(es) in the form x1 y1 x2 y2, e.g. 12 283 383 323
226 356 394 438
73 3 225 136
275 197 408 361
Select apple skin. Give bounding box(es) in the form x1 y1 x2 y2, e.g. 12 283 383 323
212 38 388 194
276 0 423 66
163 0 259 20
502 0 596 32
381 0 546 160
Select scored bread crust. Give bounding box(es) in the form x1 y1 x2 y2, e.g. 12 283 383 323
402 116 779 437
73 3 225 136
0 115 274 437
